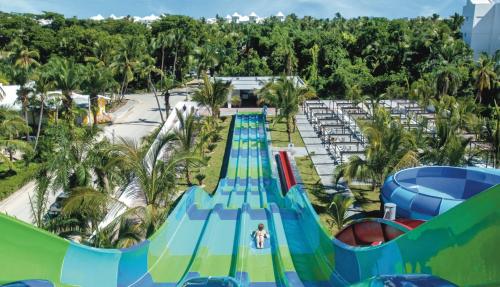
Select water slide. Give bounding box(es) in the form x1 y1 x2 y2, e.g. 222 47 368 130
1 112 500 286
381 166 500 220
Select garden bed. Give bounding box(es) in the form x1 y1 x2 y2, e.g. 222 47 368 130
0 161 39 201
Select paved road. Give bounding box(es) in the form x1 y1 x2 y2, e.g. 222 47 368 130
0 93 168 224
102 93 167 143
0 182 60 223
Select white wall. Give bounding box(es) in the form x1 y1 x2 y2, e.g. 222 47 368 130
462 0 500 58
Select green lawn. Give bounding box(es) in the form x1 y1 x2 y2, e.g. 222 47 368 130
351 185 382 215
294 155 336 234
267 117 305 148
0 161 39 201
194 116 232 194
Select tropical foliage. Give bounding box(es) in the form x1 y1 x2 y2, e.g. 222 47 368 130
328 194 355 232
334 106 419 190
192 73 232 119
259 77 315 143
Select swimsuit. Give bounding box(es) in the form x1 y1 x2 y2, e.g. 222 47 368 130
256 230 267 240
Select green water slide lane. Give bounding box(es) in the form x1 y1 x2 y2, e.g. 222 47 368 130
176 207 242 284
247 118 262 208
147 206 213 284
0 213 69 285
256 122 266 208
225 116 241 202
281 210 333 284
235 207 288 286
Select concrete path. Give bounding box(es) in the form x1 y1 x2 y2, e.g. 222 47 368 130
271 146 308 157
102 93 173 143
296 111 361 216
296 113 339 194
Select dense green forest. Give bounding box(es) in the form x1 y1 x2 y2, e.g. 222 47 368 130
0 12 498 105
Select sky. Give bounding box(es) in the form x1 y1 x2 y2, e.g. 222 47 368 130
0 0 465 19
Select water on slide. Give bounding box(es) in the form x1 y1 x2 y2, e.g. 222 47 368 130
1 112 500 286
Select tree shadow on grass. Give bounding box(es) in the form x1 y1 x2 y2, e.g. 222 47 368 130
352 188 382 214
0 169 17 179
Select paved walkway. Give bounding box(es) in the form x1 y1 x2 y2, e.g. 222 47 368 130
296 113 339 194
296 111 361 215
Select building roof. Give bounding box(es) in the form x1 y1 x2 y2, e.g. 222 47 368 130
276 12 285 17
215 76 305 91
90 14 105 21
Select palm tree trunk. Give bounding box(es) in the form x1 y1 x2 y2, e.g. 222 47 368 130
120 78 127 102
160 47 165 90
173 50 178 80
149 75 165 123
287 117 292 143
24 105 29 141
185 164 191 186
476 89 483 104
164 92 170 119
8 135 13 163
34 97 44 150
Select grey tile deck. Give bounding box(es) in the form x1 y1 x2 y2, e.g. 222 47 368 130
296 114 336 187
296 112 360 215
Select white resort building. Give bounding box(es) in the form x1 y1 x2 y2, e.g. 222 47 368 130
215 76 304 108
461 0 500 58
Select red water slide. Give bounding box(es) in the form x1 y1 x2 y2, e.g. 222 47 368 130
278 151 297 192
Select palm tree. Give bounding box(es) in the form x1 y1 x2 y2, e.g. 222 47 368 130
194 44 220 77
192 73 232 120
419 96 474 165
29 173 50 228
111 38 142 100
328 194 355 232
7 41 40 136
138 54 165 123
107 134 198 237
33 68 55 149
0 107 32 168
34 123 104 195
409 76 436 107
306 44 320 86
472 53 497 104
259 77 315 143
488 104 500 168
168 29 190 81
0 85 5 101
422 117 471 166
33 126 126 238
82 64 116 125
271 31 298 76
47 58 83 121
60 187 109 238
174 108 202 186
111 133 196 207
448 13 465 33
435 64 462 98
334 107 419 191
84 40 115 68
152 33 171 78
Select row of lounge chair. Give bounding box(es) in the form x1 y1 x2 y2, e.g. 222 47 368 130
303 100 367 164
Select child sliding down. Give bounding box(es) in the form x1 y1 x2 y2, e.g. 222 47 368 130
255 223 269 249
